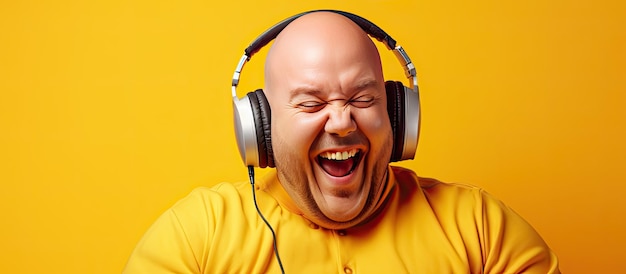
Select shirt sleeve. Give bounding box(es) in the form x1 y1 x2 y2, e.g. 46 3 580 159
479 189 560 274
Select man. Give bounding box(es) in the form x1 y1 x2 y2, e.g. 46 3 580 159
124 11 559 273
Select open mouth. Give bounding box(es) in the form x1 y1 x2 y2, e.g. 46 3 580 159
316 148 363 177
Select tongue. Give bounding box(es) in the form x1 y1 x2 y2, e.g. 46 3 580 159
319 158 355 177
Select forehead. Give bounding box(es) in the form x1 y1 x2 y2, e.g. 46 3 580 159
266 38 383 96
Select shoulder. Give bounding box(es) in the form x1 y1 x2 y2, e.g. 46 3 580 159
389 166 559 272
168 181 253 220
391 166 486 206
124 181 264 273
155 181 261 258
177 181 250 203
389 166 520 227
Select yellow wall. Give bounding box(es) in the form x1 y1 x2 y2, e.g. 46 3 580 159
1 0 624 273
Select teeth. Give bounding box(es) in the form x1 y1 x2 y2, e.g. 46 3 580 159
321 149 358 161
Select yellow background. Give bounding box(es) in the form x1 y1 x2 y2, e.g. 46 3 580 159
1 0 624 273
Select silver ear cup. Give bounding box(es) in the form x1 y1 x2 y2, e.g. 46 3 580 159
401 85 421 161
233 96 260 167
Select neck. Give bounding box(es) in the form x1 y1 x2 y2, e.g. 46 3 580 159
260 167 394 230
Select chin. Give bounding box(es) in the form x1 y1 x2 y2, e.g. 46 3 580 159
313 163 366 210
318 197 365 222
305 168 384 230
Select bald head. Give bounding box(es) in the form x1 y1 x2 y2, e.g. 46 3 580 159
264 12 384 94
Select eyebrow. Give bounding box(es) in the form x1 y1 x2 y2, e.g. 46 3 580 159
288 79 380 99
289 86 322 99
354 79 379 92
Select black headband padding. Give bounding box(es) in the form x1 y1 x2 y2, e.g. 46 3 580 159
244 9 397 58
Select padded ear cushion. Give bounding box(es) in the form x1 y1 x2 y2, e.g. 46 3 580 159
247 89 275 168
385 81 406 162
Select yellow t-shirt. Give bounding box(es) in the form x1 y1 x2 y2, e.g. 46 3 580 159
124 166 559 273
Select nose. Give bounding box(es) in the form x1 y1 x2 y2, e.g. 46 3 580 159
324 104 357 137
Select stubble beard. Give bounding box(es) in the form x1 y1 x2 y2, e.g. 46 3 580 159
273 132 392 229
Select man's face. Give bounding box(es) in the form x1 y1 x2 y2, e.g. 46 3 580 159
264 17 393 228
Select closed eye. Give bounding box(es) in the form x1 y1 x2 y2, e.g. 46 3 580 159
350 96 375 108
297 101 326 112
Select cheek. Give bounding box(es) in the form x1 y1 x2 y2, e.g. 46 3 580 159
354 107 392 141
272 112 326 156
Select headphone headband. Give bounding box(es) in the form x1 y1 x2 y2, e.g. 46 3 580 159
245 10 397 57
232 10 418 98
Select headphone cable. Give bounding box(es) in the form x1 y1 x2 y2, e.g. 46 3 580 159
248 166 286 274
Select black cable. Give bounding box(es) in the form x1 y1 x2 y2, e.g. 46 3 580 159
248 166 285 274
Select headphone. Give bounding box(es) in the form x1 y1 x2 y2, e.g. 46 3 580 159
231 10 421 168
